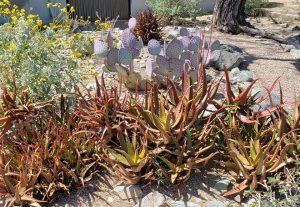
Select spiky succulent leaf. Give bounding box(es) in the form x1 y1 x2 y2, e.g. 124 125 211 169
148 39 161 55
133 10 162 45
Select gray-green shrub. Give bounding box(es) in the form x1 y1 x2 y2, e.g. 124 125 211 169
146 0 199 23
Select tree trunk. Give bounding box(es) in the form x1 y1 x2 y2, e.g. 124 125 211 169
213 0 288 43
214 0 247 34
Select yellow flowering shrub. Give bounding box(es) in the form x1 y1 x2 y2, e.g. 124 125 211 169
0 0 80 100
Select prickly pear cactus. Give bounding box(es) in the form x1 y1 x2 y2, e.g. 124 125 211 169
94 22 221 90
148 39 161 55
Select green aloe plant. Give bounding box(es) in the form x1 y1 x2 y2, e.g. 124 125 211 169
218 112 296 197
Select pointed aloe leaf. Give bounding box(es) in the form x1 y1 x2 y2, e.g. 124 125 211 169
158 156 177 172
108 149 130 166
167 78 179 105
223 66 234 103
159 96 167 125
234 79 259 105
255 77 280 104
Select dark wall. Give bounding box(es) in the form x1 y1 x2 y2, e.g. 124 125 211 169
67 0 130 21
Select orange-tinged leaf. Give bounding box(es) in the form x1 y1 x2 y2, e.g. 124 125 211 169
234 79 258 105
223 180 249 197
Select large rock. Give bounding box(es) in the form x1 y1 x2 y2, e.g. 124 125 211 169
213 179 231 195
239 82 280 113
290 49 300 59
134 191 167 207
113 184 143 200
205 199 226 207
214 44 244 70
171 200 200 207
230 68 254 83
167 28 180 39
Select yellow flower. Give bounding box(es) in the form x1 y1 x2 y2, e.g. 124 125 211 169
11 15 17 22
3 0 10 6
69 6 75 13
47 2 52 8
3 8 10 15
27 14 36 19
8 43 16 51
60 7 66 13
36 19 43 26
72 51 82 58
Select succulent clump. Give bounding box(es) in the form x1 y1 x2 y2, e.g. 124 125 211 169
133 10 163 45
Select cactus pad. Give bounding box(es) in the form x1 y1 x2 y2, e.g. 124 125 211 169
94 38 108 57
134 37 144 50
188 36 201 52
118 48 133 65
148 39 161 55
191 53 199 68
180 27 190 37
180 36 190 50
156 55 170 69
130 48 141 59
107 32 113 49
107 48 119 66
122 29 136 48
128 17 137 30
180 51 192 62
169 58 184 77
166 39 183 59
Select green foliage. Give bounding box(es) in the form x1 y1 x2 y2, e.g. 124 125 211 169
0 17 81 101
70 33 94 57
146 0 199 22
246 0 269 16
245 163 300 207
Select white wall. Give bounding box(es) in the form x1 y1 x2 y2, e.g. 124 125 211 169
130 0 216 16
131 0 147 17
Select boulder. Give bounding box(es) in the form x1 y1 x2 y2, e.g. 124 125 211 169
134 191 167 207
205 199 226 207
238 71 254 83
290 49 300 59
171 200 200 207
113 184 143 200
214 44 244 70
239 82 280 113
213 179 231 195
